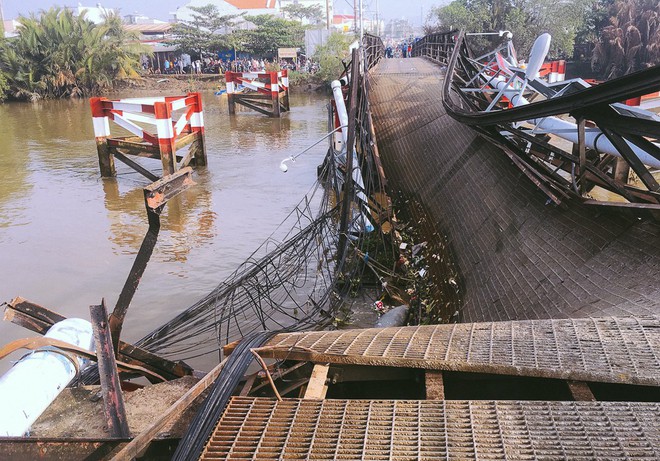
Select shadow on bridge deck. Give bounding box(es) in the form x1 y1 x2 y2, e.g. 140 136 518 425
368 57 660 322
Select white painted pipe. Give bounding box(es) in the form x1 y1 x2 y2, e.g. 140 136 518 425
0 318 95 437
331 79 374 233
490 79 660 169
331 80 349 144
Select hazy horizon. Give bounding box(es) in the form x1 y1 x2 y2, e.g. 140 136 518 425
3 0 446 26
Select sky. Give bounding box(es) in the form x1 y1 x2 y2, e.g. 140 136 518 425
2 0 446 26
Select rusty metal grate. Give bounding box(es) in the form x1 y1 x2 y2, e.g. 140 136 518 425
201 397 660 460
263 317 660 385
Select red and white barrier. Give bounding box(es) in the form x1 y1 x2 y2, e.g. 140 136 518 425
224 70 290 117
89 93 206 177
542 60 566 83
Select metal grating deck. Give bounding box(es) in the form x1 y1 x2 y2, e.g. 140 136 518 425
262 317 660 385
201 397 660 460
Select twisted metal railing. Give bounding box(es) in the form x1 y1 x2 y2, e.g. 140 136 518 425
363 33 384 71
411 31 457 64
414 29 660 212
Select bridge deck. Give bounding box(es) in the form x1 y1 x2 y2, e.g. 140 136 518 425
368 57 660 323
195 58 660 460
263 317 660 386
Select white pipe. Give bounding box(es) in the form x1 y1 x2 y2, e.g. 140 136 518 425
0 318 95 437
490 79 660 169
331 79 374 233
331 80 349 144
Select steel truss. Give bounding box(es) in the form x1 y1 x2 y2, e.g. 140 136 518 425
418 30 660 212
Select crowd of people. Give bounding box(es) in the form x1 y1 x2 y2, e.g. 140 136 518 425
145 55 318 75
384 40 417 59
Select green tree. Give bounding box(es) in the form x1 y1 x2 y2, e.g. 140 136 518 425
235 15 305 56
0 71 8 101
0 7 147 100
281 4 324 26
313 32 355 84
169 4 239 58
591 0 660 78
430 0 593 59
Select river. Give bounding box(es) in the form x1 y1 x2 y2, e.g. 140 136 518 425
0 90 331 373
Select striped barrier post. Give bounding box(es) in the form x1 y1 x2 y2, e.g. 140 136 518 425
90 97 115 177
224 71 290 117
190 93 207 166
270 71 280 117
225 71 236 115
88 93 206 179
154 101 176 176
281 69 290 112
557 60 566 82
548 61 558 83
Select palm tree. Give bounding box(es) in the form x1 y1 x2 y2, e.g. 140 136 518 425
591 0 660 78
0 7 148 100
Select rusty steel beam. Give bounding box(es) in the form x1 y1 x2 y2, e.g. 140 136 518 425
90 300 130 438
112 150 160 182
3 297 66 335
567 380 596 401
4 297 193 381
425 370 445 400
143 166 195 211
107 138 160 156
108 208 160 353
110 166 196 353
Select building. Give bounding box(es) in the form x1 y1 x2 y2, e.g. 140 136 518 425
122 23 178 73
2 19 20 38
175 0 332 27
174 0 278 24
123 12 168 25
332 14 381 35
75 3 118 24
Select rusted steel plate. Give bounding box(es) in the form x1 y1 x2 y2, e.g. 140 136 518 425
143 166 195 210
202 397 660 460
260 317 660 386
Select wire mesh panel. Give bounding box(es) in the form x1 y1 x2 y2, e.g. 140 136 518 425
264 316 660 385
201 397 660 460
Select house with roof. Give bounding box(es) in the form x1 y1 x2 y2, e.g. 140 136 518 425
175 0 332 27
174 0 278 24
75 2 118 24
3 19 20 38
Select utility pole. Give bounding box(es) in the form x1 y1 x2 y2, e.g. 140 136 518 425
0 0 5 39
354 0 358 34
326 0 330 31
359 0 363 39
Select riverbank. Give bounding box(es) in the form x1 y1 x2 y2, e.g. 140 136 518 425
104 73 327 98
103 74 221 97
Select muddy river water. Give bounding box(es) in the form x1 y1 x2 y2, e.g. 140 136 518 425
0 90 331 372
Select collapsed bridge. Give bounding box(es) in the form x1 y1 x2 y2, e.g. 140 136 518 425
182 34 660 460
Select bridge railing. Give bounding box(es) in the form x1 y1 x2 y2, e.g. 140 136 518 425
411 31 458 65
441 30 660 211
362 33 384 71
